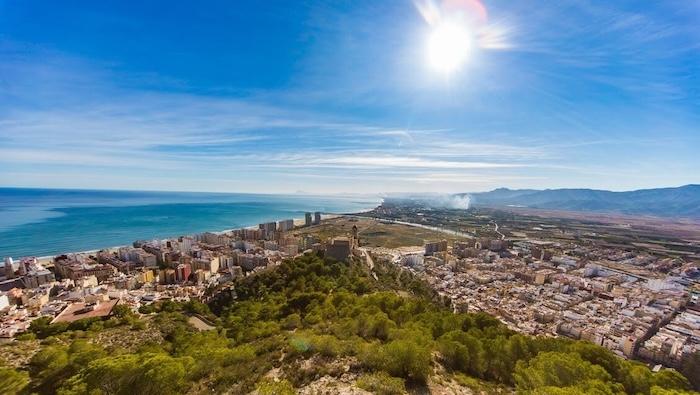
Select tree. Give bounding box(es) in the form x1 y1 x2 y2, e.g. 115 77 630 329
652 369 691 391
0 367 29 395
650 387 698 395
356 372 406 395
568 341 623 381
112 304 135 319
68 340 107 369
29 345 70 393
524 379 624 395
380 339 432 383
28 316 69 338
619 361 653 395
182 300 212 317
514 351 612 391
29 345 69 378
139 354 191 395
256 378 295 395
484 337 513 384
680 351 700 391
438 331 486 378
67 353 193 395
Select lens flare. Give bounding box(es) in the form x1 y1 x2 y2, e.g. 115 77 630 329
416 0 511 74
427 21 473 73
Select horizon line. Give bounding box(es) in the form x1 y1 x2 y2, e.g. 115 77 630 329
0 183 697 196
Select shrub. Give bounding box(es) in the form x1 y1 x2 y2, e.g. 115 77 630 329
289 336 313 356
15 332 36 341
514 351 614 391
379 340 431 383
651 369 691 391
282 313 302 330
131 320 146 330
357 372 406 395
0 367 30 395
256 378 295 395
310 335 342 357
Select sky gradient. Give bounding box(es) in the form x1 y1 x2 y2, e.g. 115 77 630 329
0 0 698 194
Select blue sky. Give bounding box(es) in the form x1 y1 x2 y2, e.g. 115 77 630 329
0 0 698 194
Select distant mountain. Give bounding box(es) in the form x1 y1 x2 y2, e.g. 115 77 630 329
465 185 700 218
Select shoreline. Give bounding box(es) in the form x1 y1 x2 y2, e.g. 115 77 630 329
26 207 377 263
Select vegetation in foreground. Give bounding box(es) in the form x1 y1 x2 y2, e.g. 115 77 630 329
1 253 699 394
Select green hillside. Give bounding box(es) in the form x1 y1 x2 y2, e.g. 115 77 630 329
1 253 698 394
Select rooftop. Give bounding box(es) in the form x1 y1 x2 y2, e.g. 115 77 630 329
51 299 119 324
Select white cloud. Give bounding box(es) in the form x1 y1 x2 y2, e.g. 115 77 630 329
302 156 523 169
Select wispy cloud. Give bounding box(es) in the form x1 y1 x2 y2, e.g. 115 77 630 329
0 0 697 194
296 156 523 170
0 45 548 191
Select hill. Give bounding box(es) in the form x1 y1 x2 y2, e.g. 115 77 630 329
1 254 698 394
466 185 700 218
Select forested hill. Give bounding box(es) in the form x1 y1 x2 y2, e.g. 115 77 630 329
2 253 699 394
466 184 700 218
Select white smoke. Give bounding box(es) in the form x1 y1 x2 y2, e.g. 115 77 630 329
384 193 471 210
425 194 471 210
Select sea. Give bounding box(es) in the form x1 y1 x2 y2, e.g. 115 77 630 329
0 188 381 259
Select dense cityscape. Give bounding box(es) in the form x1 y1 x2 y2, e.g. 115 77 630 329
369 201 700 368
2 200 699 389
0 211 353 336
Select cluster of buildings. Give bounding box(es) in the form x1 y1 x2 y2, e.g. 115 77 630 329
384 236 700 368
0 211 357 338
1 257 55 290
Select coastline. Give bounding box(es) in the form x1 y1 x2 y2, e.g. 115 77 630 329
28 207 377 263
0 188 382 260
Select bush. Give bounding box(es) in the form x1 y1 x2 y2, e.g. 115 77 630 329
15 332 36 341
282 313 302 330
59 353 193 395
310 335 342 357
514 351 616 392
652 369 691 391
112 304 135 319
680 352 700 391
0 367 29 395
256 378 295 395
370 339 432 384
139 304 157 314
357 372 406 395
29 317 69 339
437 331 486 377
131 320 146 330
289 336 313 356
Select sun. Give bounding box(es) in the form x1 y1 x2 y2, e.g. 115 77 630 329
426 21 473 74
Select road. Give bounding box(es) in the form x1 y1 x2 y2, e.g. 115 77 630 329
359 247 379 280
348 215 474 239
492 220 506 240
188 315 216 331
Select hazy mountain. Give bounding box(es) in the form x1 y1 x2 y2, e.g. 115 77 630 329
466 185 700 218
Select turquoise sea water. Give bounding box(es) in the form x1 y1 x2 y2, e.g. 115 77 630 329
0 188 380 259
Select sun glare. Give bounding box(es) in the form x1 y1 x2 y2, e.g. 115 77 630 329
427 21 473 73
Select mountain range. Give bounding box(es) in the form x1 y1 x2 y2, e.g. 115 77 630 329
465 184 700 218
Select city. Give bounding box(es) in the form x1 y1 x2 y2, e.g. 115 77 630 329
0 211 352 338
2 201 699 381
1 0 699 392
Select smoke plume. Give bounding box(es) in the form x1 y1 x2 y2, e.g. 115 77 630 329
386 193 471 210
425 194 471 209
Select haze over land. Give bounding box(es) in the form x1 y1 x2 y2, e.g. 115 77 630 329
464 184 700 218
